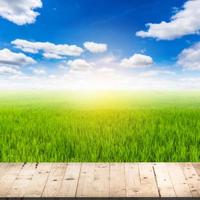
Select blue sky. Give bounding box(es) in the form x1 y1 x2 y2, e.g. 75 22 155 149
0 0 200 89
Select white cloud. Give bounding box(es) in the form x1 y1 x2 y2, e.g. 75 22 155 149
0 0 42 25
177 41 200 70
84 41 107 53
138 69 175 78
32 68 46 75
0 48 36 67
12 39 84 59
48 75 57 79
58 55 118 78
136 0 200 40
97 67 115 74
42 53 62 59
67 59 94 71
120 53 153 68
0 66 22 75
96 55 117 64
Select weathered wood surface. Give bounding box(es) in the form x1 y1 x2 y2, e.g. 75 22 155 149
0 163 199 198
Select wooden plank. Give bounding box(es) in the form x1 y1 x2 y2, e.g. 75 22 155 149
76 163 95 197
125 163 141 197
181 163 200 197
76 163 109 197
6 163 37 197
0 163 9 178
0 163 199 198
167 163 192 197
138 163 159 197
42 163 67 197
153 163 176 197
58 163 81 197
193 163 200 176
0 163 24 197
109 163 126 197
92 163 109 197
24 163 52 197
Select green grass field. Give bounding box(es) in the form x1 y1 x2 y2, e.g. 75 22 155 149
0 90 199 162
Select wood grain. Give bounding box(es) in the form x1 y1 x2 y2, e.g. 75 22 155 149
0 162 199 198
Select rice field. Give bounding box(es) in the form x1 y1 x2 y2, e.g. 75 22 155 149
0 90 199 162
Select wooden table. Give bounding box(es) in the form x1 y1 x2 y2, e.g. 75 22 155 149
0 163 199 198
